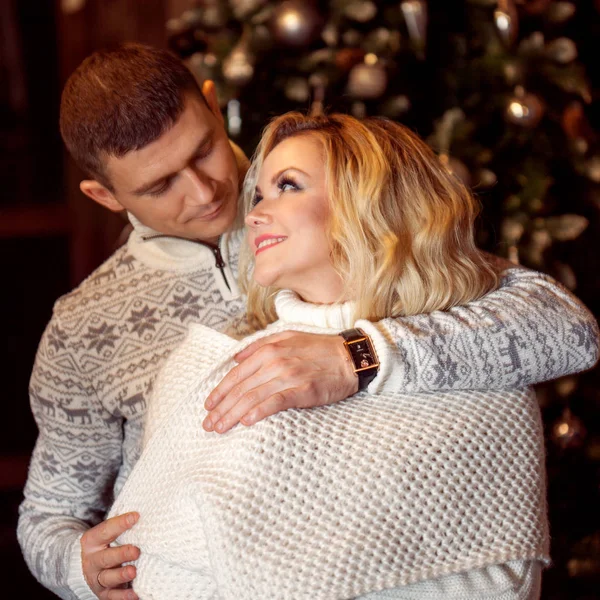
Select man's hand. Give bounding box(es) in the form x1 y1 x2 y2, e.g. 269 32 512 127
203 331 358 433
80 512 141 600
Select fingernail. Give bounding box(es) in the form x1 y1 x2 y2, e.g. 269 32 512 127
127 591 138 600
215 421 224 432
205 398 214 410
243 413 255 425
203 417 213 431
127 513 137 526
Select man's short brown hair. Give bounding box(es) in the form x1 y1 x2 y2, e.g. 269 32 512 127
60 43 204 190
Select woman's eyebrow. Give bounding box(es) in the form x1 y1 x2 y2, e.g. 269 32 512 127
270 167 310 184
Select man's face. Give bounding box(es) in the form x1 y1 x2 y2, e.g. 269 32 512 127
102 93 239 244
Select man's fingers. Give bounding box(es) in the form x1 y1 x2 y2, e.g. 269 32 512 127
205 342 291 411
83 512 139 549
203 369 268 431
233 332 293 362
205 358 262 411
106 589 139 600
211 383 291 433
93 545 140 571
98 564 137 590
241 390 299 426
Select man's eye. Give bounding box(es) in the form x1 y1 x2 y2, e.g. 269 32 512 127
195 145 213 162
147 180 172 197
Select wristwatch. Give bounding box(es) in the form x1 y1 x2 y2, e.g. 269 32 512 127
339 328 380 391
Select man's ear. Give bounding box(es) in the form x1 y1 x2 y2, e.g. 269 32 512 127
80 180 124 213
201 80 224 126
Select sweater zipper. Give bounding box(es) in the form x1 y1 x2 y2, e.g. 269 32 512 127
211 240 231 292
141 233 231 291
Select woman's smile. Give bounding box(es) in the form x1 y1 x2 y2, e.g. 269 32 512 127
255 234 288 255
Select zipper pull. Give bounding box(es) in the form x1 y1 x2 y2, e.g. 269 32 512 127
212 246 226 269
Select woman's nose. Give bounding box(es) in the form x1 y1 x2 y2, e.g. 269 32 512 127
245 205 271 228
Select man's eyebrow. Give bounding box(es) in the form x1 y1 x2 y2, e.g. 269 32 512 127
130 133 213 196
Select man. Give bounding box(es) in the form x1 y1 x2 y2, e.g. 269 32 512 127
18 44 598 600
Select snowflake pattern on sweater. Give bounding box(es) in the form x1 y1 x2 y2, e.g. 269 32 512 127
18 230 247 600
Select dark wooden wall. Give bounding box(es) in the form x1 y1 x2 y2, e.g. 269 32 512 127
1 2 170 596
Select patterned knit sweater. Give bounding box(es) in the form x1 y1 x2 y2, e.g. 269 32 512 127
110 290 550 600
18 219 598 599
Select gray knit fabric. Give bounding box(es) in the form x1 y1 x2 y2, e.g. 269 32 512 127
18 223 598 599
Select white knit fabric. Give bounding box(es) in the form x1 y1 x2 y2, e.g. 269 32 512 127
110 290 550 600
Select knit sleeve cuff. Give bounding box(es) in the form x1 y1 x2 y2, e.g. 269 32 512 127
355 319 405 395
67 534 97 600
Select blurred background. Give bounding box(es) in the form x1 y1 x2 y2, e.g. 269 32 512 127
0 0 598 597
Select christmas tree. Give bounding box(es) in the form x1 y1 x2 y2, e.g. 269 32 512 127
168 1 599 597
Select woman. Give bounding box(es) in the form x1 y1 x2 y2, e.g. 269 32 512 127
110 113 549 599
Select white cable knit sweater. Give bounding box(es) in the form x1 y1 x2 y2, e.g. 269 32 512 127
110 290 550 600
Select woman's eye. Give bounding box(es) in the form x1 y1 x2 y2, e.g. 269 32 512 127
251 193 263 207
278 177 300 193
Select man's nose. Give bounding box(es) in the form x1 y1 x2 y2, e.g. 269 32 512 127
181 166 216 205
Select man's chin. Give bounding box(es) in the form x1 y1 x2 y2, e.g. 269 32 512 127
185 210 236 243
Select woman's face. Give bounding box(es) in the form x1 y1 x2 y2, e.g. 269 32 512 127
245 134 344 304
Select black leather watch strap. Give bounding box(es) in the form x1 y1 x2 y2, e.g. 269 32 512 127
339 328 380 391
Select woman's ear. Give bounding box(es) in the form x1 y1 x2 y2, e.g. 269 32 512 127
80 180 124 212
201 80 224 126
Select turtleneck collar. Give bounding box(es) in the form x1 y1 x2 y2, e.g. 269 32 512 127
274 290 355 330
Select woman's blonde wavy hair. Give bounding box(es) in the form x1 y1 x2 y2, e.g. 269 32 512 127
240 112 497 331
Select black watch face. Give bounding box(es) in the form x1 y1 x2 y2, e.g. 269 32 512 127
354 342 373 366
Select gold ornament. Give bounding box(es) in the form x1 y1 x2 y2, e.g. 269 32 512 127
505 86 545 128
552 407 586 449
547 2 576 23
344 1 378 23
545 214 589 241
230 0 267 20
222 30 255 86
284 77 310 103
494 0 519 47
583 156 600 183
556 376 578 398
270 1 324 47
347 60 388 99
545 37 578 64
475 168 498 189
380 95 411 118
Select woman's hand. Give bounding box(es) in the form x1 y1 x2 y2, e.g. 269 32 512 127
80 512 140 600
202 332 358 433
